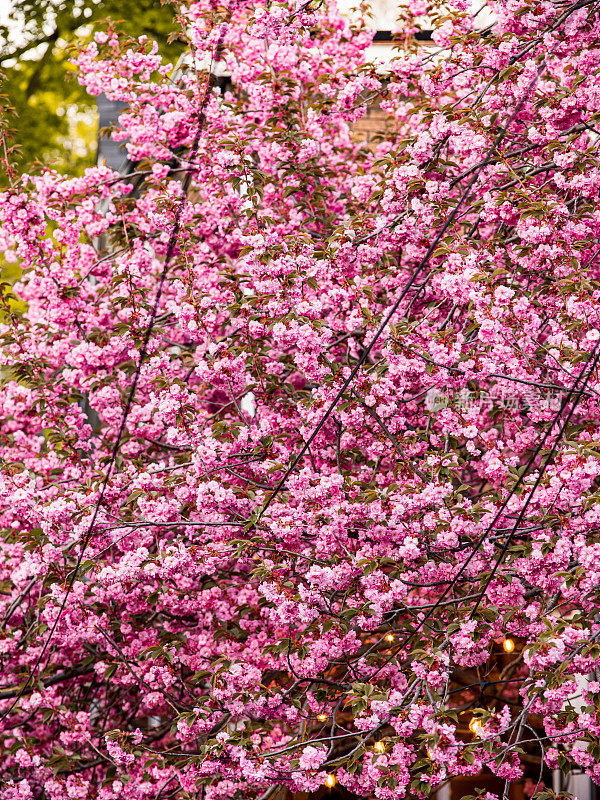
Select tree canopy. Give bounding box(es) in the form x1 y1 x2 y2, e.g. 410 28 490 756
0 0 600 799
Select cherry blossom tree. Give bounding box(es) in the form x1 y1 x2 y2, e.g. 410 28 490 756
1 0 600 798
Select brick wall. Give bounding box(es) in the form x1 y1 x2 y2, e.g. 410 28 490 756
351 98 392 145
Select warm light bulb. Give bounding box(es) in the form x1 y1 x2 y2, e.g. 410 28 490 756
502 637 515 653
325 773 337 788
469 718 484 737
373 741 386 753
385 633 395 642
427 748 434 759
317 713 328 722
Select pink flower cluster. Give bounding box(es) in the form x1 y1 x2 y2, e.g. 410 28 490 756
0 0 599 797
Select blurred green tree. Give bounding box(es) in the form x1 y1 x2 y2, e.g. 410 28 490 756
0 0 181 287
0 0 181 180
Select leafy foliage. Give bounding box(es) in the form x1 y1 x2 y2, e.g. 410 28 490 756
0 0 182 180
0 0 599 799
